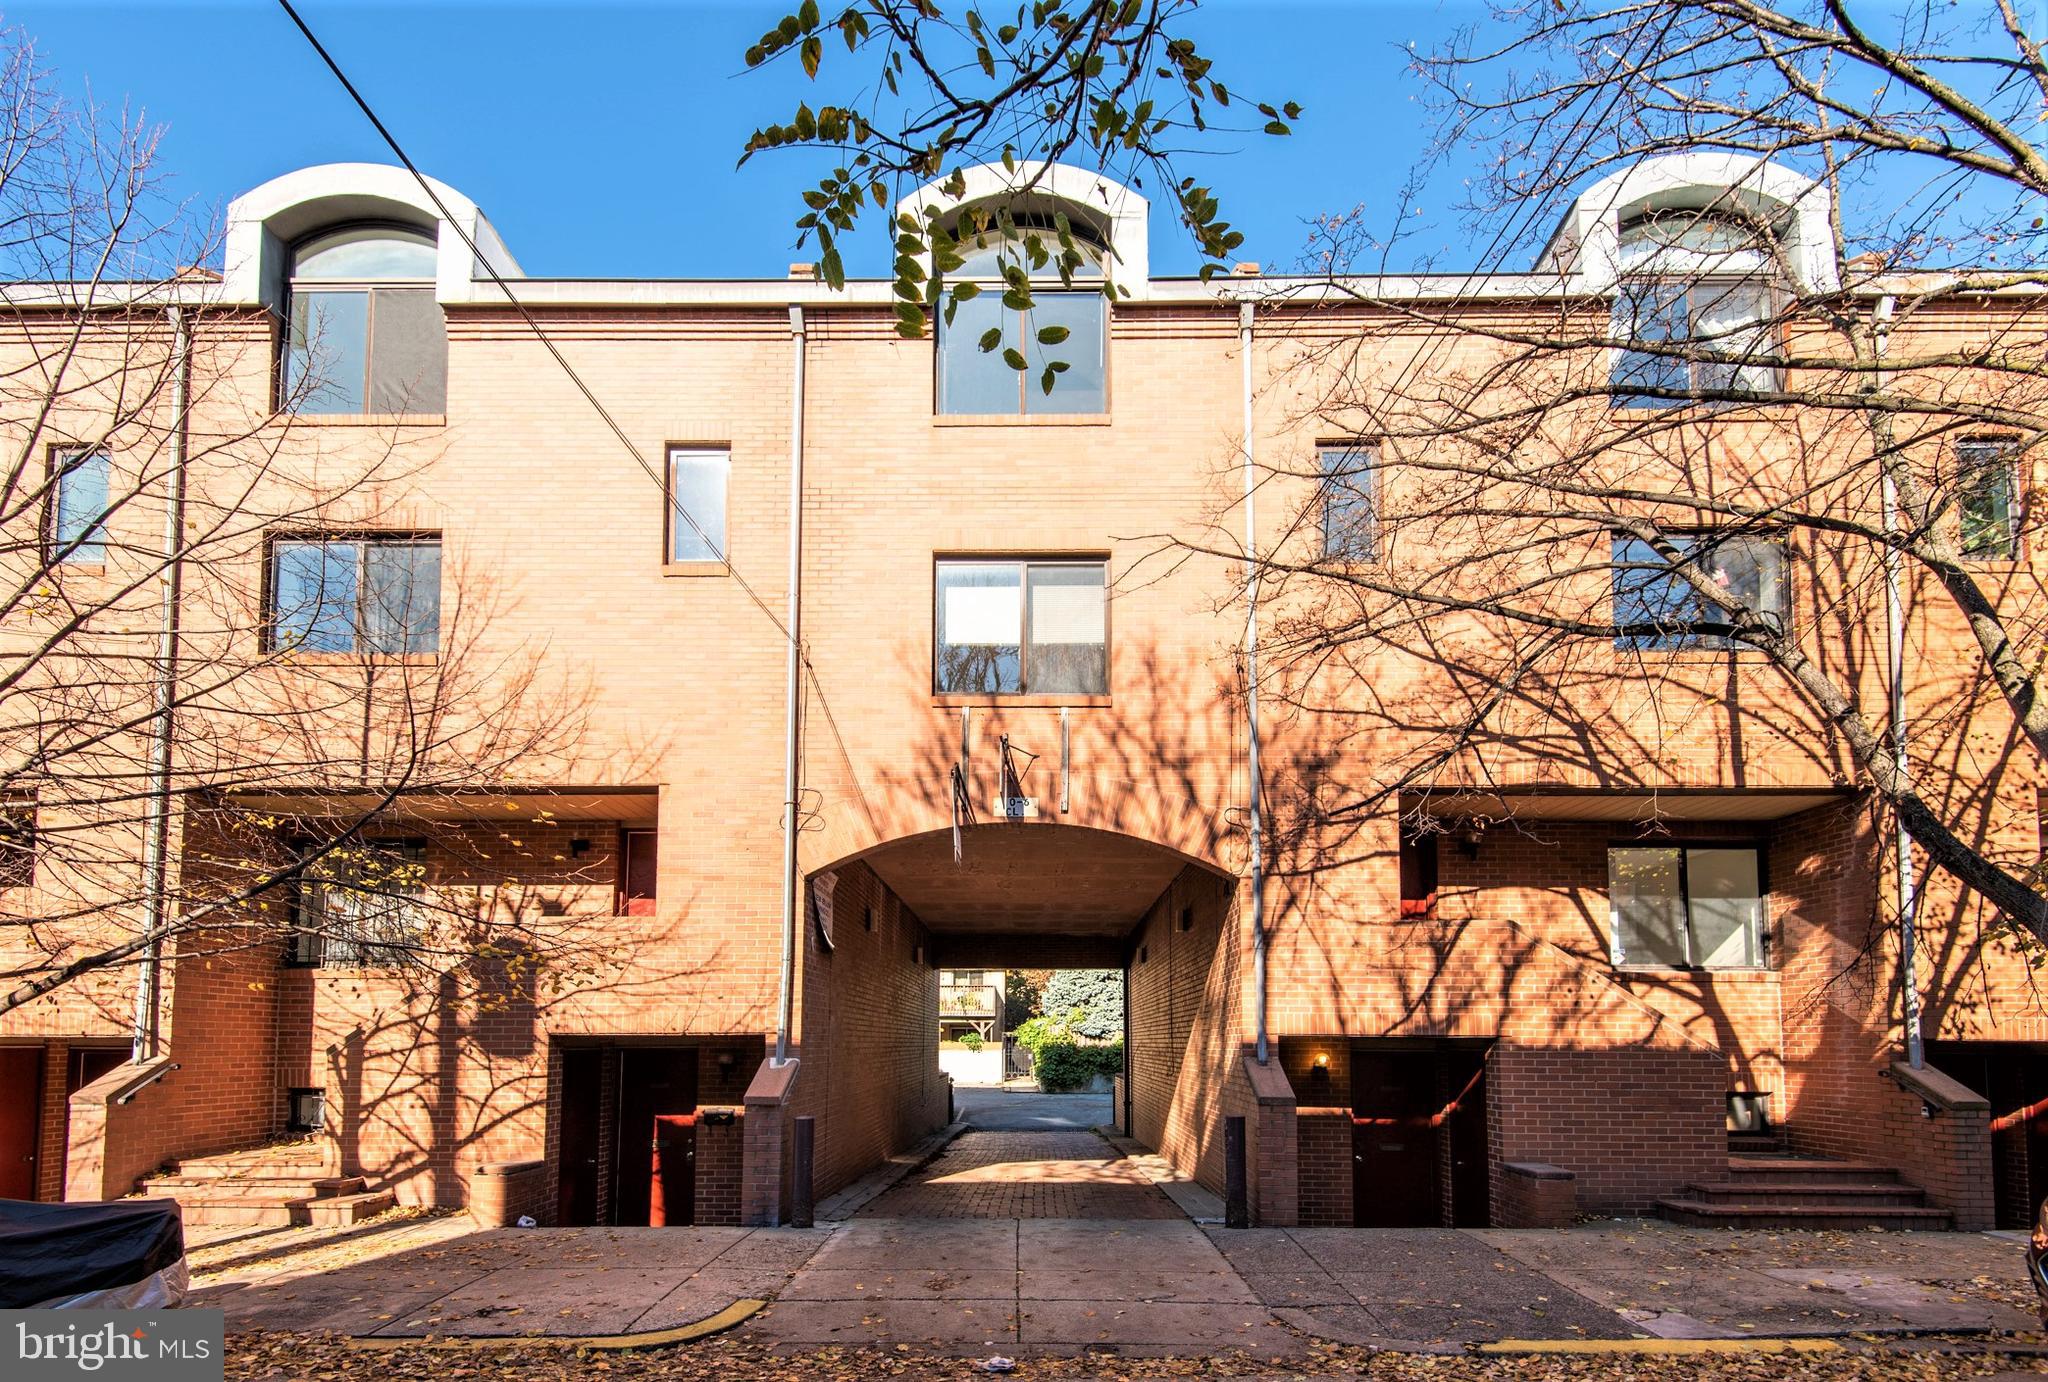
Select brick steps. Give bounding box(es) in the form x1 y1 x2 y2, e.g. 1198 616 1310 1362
134 1141 387 1227
1658 1151 1950 1231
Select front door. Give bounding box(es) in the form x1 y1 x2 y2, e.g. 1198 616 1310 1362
613 1047 698 1226
0 1046 43 1200
649 1113 696 1226
1351 1051 1440 1227
557 1046 603 1226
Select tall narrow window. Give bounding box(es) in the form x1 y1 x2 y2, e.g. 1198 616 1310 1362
282 225 445 415
1612 531 1787 650
1319 444 1377 560
934 558 1107 695
666 447 730 563
1608 845 1765 969
51 450 110 564
270 535 441 654
1958 439 2020 559
936 223 1108 415
0 800 35 888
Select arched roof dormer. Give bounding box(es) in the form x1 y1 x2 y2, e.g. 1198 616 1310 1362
896 160 1150 297
221 163 521 309
1536 152 1837 296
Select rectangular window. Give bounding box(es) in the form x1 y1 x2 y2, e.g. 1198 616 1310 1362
270 535 441 654
288 838 428 968
1608 845 1765 969
666 447 730 563
1958 439 2020 559
1612 532 1786 650
286 1088 327 1133
934 558 1107 695
1320 444 1376 560
285 288 447 415
51 450 110 564
937 291 1107 415
1611 279 1777 407
0 800 35 888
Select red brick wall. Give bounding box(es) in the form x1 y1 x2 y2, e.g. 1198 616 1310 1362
790 861 948 1200
1126 867 1237 1191
1295 1108 1352 1226
1487 1043 1725 1214
693 1115 745 1225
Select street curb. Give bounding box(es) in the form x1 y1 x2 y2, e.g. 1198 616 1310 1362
343 1299 766 1351
1479 1337 1839 1356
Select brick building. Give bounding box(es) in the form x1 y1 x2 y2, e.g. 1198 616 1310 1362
1 153 2042 1232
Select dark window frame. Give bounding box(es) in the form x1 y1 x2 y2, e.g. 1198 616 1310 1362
45 446 112 567
1958 436 2023 560
278 220 446 417
931 555 1111 697
262 530 443 655
1609 275 1784 410
1611 528 1790 651
1606 840 1771 972
284 836 430 969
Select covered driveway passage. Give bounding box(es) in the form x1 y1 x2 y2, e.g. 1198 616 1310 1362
789 820 1240 1226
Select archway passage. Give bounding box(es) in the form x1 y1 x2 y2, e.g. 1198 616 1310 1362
798 823 1237 1222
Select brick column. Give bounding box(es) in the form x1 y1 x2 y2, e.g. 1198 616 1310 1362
741 1058 799 1226
1239 1051 1298 1226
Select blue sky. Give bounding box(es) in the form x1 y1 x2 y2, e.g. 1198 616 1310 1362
10 0 1482 279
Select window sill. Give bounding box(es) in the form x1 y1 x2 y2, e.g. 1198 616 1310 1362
279 412 448 428
933 413 1112 428
662 560 731 578
1615 964 1774 977
269 651 442 667
932 693 1110 708
48 563 107 576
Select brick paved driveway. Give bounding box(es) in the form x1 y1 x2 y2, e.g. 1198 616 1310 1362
856 1130 1183 1219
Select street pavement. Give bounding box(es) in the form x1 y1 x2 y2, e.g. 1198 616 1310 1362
954 1086 1113 1131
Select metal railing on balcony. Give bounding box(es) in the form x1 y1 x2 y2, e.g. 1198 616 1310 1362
940 983 998 1017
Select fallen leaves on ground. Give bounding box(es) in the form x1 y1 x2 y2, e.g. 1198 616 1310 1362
224 1329 2048 1382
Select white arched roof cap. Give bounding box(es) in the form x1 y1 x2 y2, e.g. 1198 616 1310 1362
221 162 522 306
896 160 1150 298
1535 152 1838 295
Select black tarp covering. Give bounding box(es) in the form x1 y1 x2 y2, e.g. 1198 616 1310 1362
0 1199 184 1307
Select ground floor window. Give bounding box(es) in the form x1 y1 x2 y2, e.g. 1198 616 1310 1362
1607 845 1765 969
287 838 429 967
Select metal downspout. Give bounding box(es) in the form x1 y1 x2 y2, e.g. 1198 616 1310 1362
133 303 191 1062
1873 293 1923 1069
1240 300 1267 1065
773 305 807 1066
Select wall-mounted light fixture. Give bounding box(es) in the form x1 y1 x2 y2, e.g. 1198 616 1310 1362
716 1050 738 1073
1457 819 1486 859
1312 1051 1330 1071
569 838 592 858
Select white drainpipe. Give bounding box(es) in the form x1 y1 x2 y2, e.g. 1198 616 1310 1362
133 303 191 1062
1873 292 1923 1069
773 305 807 1066
1240 300 1267 1065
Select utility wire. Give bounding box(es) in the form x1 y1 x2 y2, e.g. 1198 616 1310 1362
274 0 797 649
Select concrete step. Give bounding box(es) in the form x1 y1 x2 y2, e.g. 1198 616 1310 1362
1728 1131 1786 1155
305 1191 394 1227
1656 1198 1952 1231
1680 1180 1930 1209
138 1175 364 1203
167 1145 337 1179
1726 1156 1902 1185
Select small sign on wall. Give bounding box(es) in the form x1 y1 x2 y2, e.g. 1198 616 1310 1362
991 796 1039 820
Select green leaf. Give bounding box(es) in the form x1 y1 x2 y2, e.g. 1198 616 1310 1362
1040 366 1057 395
1263 120 1291 136
978 326 1004 352
801 35 823 78
1002 347 1028 372
951 281 982 301
798 0 819 27
1035 324 1070 345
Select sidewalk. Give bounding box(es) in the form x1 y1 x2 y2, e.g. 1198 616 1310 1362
192 1210 2041 1352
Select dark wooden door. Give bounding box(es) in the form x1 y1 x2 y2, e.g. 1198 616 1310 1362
557 1047 603 1227
0 1046 44 1200
1351 1051 1440 1227
614 1047 698 1226
1443 1049 1490 1228
649 1113 696 1227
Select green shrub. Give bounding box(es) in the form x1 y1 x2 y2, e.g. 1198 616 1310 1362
1032 1039 1125 1092
958 1030 983 1052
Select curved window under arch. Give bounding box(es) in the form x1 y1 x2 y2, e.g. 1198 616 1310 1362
1611 209 1782 409
936 217 1108 416
282 224 446 415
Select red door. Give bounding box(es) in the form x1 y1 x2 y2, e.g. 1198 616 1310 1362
0 1046 44 1200
649 1113 696 1226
